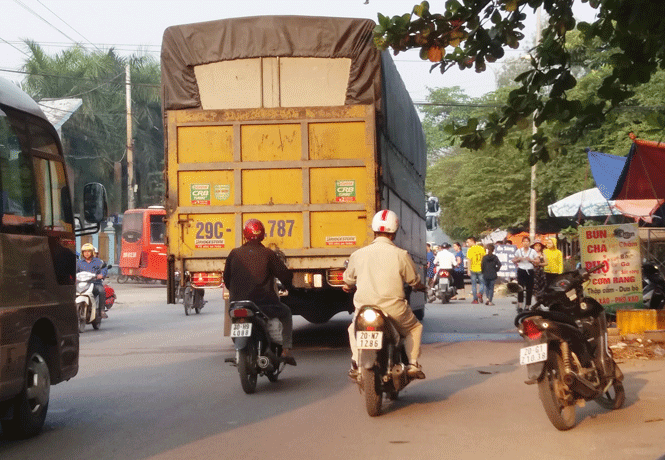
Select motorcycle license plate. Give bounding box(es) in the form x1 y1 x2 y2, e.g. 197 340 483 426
520 343 547 365
356 331 383 349
230 323 252 338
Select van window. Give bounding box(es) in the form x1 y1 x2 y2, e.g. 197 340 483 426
33 157 73 232
122 212 143 243
0 108 37 230
149 214 165 243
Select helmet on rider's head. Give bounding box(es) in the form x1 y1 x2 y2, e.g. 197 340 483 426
81 243 95 253
243 219 265 242
371 210 399 234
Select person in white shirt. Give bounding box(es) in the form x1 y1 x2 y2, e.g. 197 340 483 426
511 236 539 311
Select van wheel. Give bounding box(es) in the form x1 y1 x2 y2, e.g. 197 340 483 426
1 338 50 439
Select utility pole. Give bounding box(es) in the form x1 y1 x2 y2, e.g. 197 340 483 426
126 63 135 209
529 6 542 240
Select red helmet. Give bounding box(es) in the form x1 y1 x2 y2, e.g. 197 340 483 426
243 219 265 241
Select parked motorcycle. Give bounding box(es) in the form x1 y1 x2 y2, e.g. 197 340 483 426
429 268 456 303
642 263 665 310
512 264 625 430
352 305 425 416
183 283 205 315
225 301 286 394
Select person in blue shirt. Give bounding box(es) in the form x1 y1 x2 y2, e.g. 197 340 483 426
76 243 108 318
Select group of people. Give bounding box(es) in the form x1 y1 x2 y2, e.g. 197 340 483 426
513 236 564 311
426 235 564 310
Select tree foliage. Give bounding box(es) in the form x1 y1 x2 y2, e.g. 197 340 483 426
21 42 163 214
375 0 665 163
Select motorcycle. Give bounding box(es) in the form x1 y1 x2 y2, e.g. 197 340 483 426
104 284 116 311
76 272 104 333
642 262 665 310
429 268 456 303
352 305 425 416
512 264 625 430
225 301 286 394
183 283 205 315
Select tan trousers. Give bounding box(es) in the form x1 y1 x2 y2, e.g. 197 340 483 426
348 301 423 365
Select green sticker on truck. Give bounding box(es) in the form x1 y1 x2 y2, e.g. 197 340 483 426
335 180 356 202
191 184 210 205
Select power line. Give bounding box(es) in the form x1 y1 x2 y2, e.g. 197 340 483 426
0 36 31 57
13 0 80 45
34 0 102 52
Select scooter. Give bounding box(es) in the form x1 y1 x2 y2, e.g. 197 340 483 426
429 268 456 303
642 263 665 310
352 305 425 416
512 264 625 430
225 301 286 394
76 272 102 332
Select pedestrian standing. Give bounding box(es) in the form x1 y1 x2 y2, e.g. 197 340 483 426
512 236 538 311
466 237 486 304
543 237 564 285
426 243 435 286
481 243 501 306
531 240 548 302
452 242 465 300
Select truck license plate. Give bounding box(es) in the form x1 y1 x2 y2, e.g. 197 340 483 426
520 343 547 365
230 323 252 338
357 331 382 349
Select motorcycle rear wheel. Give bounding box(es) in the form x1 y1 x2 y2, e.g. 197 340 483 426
595 379 625 410
362 368 382 416
183 286 193 316
538 351 576 431
238 340 258 394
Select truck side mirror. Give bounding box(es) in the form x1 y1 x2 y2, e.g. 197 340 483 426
83 182 108 224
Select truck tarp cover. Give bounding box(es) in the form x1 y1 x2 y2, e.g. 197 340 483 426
161 15 426 198
161 16 380 112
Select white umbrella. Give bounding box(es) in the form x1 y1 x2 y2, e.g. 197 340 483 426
548 187 621 218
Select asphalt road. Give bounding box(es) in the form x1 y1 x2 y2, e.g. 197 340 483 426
1 284 664 460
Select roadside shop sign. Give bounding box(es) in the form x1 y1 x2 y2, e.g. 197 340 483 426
579 223 642 312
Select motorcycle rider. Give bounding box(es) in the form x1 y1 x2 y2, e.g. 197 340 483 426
343 210 428 379
76 242 108 319
223 219 297 366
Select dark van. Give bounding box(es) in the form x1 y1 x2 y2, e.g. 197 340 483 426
0 77 107 438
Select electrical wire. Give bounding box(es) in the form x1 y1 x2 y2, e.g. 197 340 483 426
13 0 80 45
34 0 102 52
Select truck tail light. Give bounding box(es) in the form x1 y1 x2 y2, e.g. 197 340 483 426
327 269 345 286
191 272 223 288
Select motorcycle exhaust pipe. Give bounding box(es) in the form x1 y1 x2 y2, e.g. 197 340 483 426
257 356 271 369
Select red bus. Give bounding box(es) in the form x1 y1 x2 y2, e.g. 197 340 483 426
118 206 167 282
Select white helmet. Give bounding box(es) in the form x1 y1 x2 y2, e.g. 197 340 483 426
371 209 399 233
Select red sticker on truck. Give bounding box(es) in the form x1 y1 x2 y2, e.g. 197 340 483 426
326 236 356 246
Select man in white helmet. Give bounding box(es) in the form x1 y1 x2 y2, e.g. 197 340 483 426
343 209 428 379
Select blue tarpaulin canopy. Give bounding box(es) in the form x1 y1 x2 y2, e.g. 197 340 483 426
586 148 627 200
587 136 665 200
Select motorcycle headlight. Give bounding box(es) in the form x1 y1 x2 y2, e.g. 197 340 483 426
361 309 378 323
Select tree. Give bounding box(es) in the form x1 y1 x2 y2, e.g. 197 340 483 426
21 42 163 214
374 0 665 163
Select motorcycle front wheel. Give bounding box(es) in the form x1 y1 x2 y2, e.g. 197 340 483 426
238 339 258 394
362 368 382 416
77 303 86 333
538 351 576 430
116 274 128 284
183 286 193 316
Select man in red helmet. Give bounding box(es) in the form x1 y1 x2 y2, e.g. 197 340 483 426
343 210 428 379
223 219 296 365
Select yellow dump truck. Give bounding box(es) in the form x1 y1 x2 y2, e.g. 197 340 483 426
161 16 427 324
